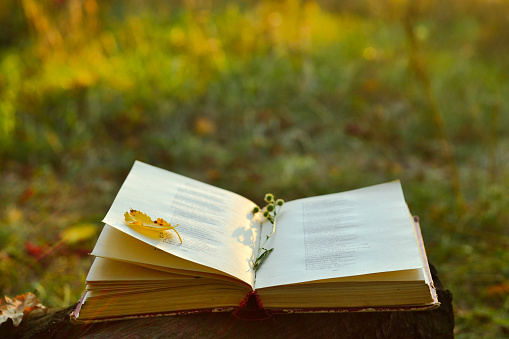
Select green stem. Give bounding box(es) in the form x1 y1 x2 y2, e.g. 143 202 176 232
253 206 279 271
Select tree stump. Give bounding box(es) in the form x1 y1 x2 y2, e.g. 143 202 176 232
0 263 454 339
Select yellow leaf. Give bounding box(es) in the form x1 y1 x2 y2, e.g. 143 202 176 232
124 209 182 243
61 223 98 244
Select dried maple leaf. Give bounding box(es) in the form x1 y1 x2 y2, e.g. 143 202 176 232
124 209 182 243
0 292 47 327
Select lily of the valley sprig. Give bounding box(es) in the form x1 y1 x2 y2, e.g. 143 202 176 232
252 193 284 272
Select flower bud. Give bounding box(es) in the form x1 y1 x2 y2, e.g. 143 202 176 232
264 193 274 203
252 206 260 214
263 211 270 218
276 199 284 206
266 204 275 212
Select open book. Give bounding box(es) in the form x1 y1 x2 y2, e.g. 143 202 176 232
71 161 439 323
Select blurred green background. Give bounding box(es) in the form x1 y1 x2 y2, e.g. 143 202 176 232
1 0 508 337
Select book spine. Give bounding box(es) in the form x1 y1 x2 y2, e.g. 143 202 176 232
253 290 264 309
238 291 253 308
239 290 264 309
233 291 271 321
413 217 440 306
69 291 88 323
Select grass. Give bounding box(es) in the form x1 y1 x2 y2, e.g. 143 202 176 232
1 0 509 337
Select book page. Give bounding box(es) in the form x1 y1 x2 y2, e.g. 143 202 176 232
254 181 424 289
90 225 246 281
87 257 190 281
102 161 259 287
